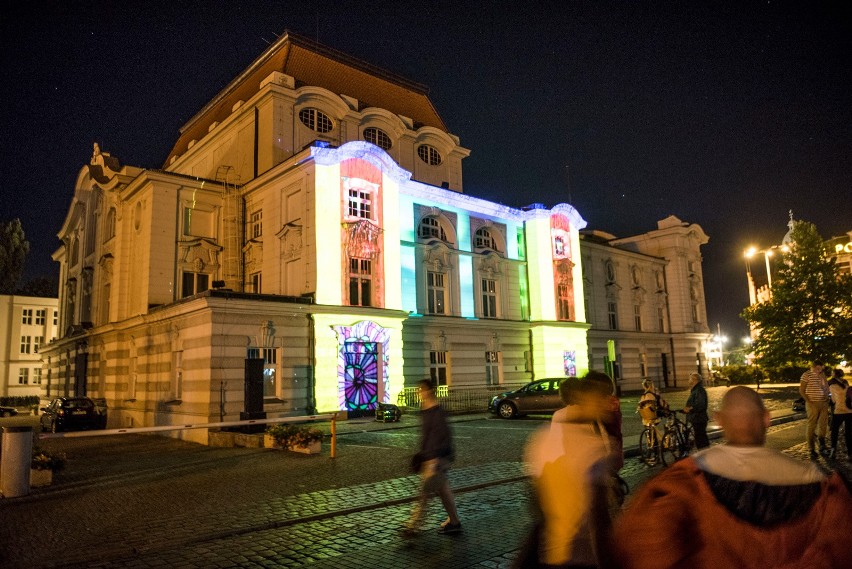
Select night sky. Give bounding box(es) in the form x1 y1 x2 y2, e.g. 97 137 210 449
2 1 850 341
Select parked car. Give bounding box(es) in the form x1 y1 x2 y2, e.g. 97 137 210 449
488 378 565 419
0 405 18 417
39 397 104 432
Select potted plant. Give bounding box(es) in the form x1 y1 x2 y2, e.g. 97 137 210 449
30 447 66 487
265 424 324 454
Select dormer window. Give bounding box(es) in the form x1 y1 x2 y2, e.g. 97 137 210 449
417 145 442 166
418 216 446 241
364 127 392 151
299 108 333 133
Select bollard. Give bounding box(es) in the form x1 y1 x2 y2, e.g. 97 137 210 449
1 426 33 498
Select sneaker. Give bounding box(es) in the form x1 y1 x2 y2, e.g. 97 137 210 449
437 521 462 535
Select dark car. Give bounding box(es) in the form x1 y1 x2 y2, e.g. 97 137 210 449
39 397 104 432
488 378 565 419
0 405 18 417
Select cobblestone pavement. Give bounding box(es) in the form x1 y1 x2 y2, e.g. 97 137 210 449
2 383 847 568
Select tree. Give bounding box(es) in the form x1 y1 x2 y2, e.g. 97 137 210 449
18 276 59 298
0 219 30 294
742 221 852 367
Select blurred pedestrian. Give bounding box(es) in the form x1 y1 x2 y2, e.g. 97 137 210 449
612 386 852 568
402 378 461 537
517 377 616 568
682 373 709 449
799 360 830 459
827 368 851 461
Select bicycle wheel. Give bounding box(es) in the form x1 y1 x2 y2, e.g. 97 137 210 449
661 431 678 466
639 428 660 466
677 424 694 457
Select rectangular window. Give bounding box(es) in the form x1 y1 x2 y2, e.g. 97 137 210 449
34 336 44 353
20 336 32 354
348 258 372 307
347 188 372 219
427 272 446 314
607 302 618 330
181 272 210 298
22 309 33 325
248 347 279 397
633 305 642 331
33 368 42 384
557 284 574 321
250 210 262 239
35 309 46 325
485 351 501 385
481 278 497 318
53 310 58 325
250 272 262 294
657 307 665 332
429 351 449 387
18 368 29 384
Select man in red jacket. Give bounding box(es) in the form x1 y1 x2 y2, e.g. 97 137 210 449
612 386 852 569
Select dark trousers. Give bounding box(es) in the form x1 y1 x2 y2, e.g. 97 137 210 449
691 420 710 449
830 412 851 455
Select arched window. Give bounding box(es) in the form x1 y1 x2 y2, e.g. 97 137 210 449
605 260 616 283
363 127 392 150
104 208 116 241
418 216 447 241
474 228 496 251
417 145 442 166
299 108 334 133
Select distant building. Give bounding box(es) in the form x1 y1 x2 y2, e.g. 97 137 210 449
0 295 58 399
580 218 712 390
42 33 710 441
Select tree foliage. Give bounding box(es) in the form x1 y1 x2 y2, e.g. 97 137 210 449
0 219 30 294
742 221 852 367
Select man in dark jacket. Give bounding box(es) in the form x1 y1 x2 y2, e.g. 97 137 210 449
683 372 709 449
402 379 461 536
613 386 852 568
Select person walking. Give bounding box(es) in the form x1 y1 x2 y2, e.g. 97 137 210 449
402 378 462 537
799 360 830 459
827 368 851 461
611 386 851 569
682 372 709 449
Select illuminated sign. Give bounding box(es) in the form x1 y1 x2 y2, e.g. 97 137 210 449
834 241 852 254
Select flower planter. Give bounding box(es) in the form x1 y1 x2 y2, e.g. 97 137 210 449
30 469 53 487
264 433 283 449
288 441 322 455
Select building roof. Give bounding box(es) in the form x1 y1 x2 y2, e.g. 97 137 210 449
164 32 447 167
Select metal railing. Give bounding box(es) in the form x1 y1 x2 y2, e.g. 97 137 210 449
397 383 526 413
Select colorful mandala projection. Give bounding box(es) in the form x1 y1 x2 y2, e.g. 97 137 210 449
333 321 390 411
563 350 577 377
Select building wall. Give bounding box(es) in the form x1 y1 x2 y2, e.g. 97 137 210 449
0 295 59 398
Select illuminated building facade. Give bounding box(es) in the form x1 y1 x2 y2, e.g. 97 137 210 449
42 33 599 440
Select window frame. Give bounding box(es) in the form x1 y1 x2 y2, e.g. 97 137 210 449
485 351 502 386
181 271 210 298
417 144 442 166
348 257 373 307
607 302 618 330
429 351 449 387
363 127 392 150
298 107 334 133
481 277 498 318
427 271 446 315
22 309 33 325
556 283 574 321
418 216 447 242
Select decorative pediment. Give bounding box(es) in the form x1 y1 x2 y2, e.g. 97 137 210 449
605 281 622 301
178 238 222 269
242 240 263 269
276 222 303 260
631 287 646 304
424 243 453 272
343 219 383 259
479 252 503 278
554 258 575 284
98 253 114 276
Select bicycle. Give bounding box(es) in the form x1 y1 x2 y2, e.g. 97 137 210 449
637 403 667 466
661 410 694 464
